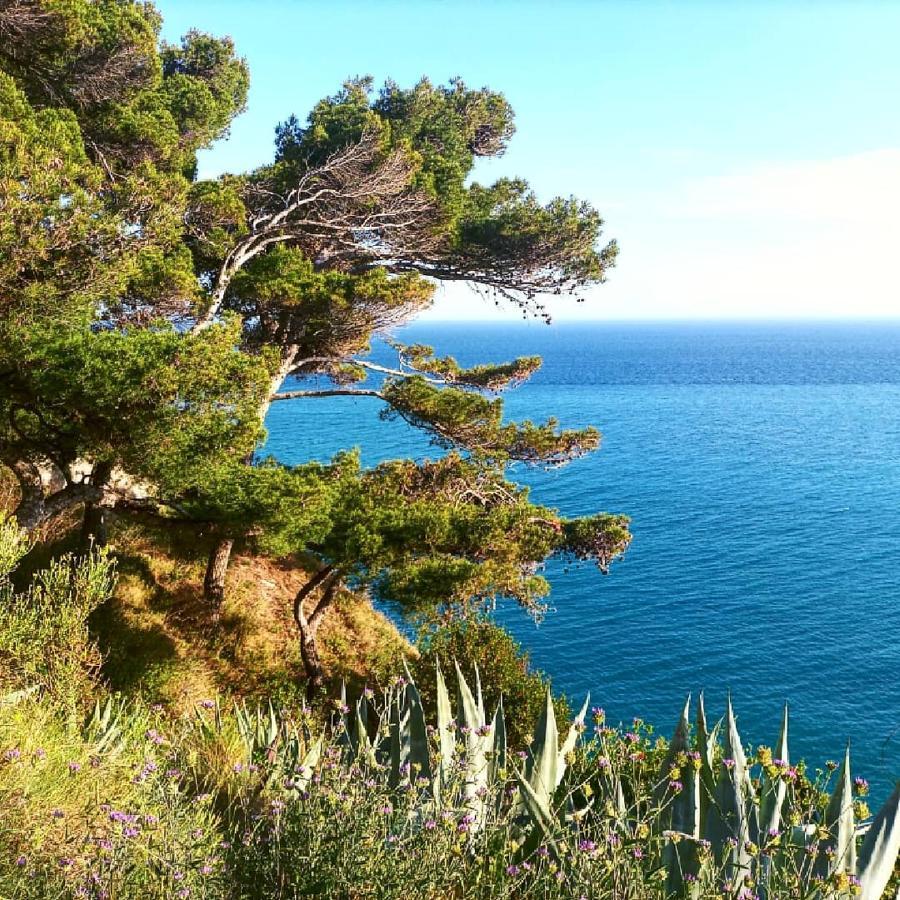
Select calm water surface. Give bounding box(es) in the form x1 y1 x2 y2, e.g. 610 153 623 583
263 321 900 797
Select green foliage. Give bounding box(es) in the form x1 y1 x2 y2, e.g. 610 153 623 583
397 342 543 390
0 515 114 711
411 616 569 749
4 658 897 899
0 318 271 489
271 74 614 304
229 245 434 354
382 376 601 464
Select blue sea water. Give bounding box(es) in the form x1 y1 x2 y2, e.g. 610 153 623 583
263 321 900 797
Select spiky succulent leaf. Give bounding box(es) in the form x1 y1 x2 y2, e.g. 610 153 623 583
557 694 589 789
816 745 856 877
435 663 455 799
525 688 559 807
696 692 718 831
404 679 432 783
659 697 701 896
291 735 322 793
760 704 789 839
489 699 507 786
655 695 691 815
455 662 489 823
514 766 560 857
857 782 900 900
455 660 483 734
708 698 753 881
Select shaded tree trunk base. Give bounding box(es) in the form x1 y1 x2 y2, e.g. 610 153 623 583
80 502 108 550
204 537 234 612
299 625 325 703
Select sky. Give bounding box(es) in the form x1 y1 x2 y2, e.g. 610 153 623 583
157 1 900 321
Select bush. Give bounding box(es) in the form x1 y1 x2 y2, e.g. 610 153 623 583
0 515 115 712
411 615 570 749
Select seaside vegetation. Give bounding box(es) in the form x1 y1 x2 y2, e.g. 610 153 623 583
0 2 897 897
1 522 899 899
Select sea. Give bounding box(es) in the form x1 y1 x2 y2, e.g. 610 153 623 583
263 321 900 798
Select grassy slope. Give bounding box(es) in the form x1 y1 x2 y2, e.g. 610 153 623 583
22 510 412 714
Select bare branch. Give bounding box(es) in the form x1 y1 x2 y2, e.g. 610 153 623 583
191 132 442 332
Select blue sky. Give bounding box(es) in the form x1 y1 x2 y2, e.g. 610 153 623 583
158 1 900 321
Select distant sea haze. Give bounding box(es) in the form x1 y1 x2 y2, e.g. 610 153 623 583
263 320 900 797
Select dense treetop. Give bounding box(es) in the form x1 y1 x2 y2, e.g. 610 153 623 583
0 0 629 675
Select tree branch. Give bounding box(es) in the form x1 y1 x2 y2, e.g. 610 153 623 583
308 571 341 633
292 566 335 632
271 388 384 402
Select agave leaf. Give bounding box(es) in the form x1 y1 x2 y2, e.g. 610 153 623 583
455 661 482 733
816 745 856 877
357 690 369 733
759 704 789 839
435 663 455 799
475 662 485 723
266 700 279 749
388 692 411 789
857 782 900 900
489 698 507 786
292 735 323 793
525 688 559 807
455 662 488 822
557 694 589 789
655 695 692 816
696 692 719 830
404 678 432 783
709 698 753 881
514 766 559 843
658 697 701 896
235 700 253 754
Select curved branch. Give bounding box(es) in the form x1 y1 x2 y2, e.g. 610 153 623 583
308 571 341 633
271 389 384 402
292 566 335 632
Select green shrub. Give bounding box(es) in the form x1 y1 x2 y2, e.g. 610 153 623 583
411 615 569 749
0 515 115 712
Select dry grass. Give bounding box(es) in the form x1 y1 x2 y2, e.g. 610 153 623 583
88 514 412 713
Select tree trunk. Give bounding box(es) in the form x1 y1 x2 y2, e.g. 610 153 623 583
299 618 325 701
11 460 99 534
80 502 107 549
80 461 114 550
199 347 299 615
204 537 234 609
292 567 338 702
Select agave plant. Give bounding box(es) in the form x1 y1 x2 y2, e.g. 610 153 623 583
193 696 321 795
184 666 898 898
334 663 508 831
654 695 900 899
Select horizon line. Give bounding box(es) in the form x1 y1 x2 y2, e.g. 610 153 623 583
405 316 900 325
